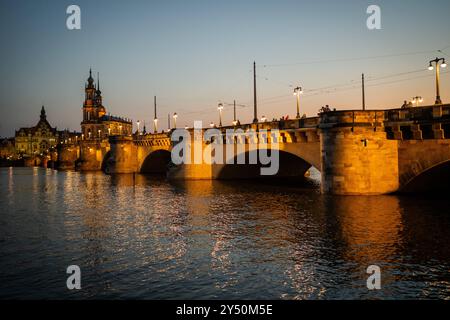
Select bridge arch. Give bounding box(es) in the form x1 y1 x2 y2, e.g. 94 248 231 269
140 149 172 173
214 148 319 180
400 159 450 193
398 140 450 193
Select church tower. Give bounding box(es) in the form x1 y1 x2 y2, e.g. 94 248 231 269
81 68 106 139
80 68 133 140
83 68 98 122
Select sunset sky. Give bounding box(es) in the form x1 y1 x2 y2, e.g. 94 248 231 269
0 0 449 136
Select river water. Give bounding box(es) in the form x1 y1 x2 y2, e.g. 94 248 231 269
0 167 449 299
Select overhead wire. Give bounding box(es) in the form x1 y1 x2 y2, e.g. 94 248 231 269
172 44 450 119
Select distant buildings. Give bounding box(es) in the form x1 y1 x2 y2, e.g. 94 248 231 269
3 69 133 167
15 106 59 157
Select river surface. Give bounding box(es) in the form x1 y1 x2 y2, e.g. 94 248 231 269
0 167 449 299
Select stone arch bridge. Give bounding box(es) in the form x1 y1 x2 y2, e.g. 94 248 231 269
60 104 450 195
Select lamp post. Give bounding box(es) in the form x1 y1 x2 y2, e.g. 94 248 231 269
154 96 158 133
411 96 424 107
428 57 447 105
293 86 303 119
253 61 258 123
218 103 224 127
232 100 237 126
173 113 178 129
154 118 158 133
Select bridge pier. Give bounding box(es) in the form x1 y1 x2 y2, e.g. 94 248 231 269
319 111 399 195
76 140 110 171
107 136 138 174
57 143 80 170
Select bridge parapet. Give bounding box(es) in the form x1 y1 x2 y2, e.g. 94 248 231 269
132 133 171 147
384 104 450 140
319 110 385 130
385 104 450 122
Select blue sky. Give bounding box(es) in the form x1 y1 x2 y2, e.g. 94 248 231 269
0 0 449 136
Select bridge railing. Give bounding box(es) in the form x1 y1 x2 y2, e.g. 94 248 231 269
281 117 320 129
318 110 385 128
385 104 450 122
165 117 321 132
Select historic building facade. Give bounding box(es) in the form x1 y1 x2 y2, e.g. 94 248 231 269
15 106 59 157
81 69 132 140
13 70 134 169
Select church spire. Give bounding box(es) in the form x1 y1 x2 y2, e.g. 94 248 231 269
95 72 102 101
87 68 94 88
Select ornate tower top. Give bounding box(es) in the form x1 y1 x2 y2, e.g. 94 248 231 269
40 106 46 121
96 72 102 96
87 68 95 88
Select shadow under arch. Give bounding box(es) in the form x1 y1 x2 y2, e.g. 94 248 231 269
215 149 318 182
140 149 172 173
101 150 112 173
400 160 450 193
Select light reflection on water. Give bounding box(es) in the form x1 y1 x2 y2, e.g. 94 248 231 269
0 167 449 299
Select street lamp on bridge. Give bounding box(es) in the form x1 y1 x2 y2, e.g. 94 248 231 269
154 96 158 133
411 96 424 107
218 103 224 127
173 113 178 129
428 57 447 105
293 86 303 119
153 118 158 133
